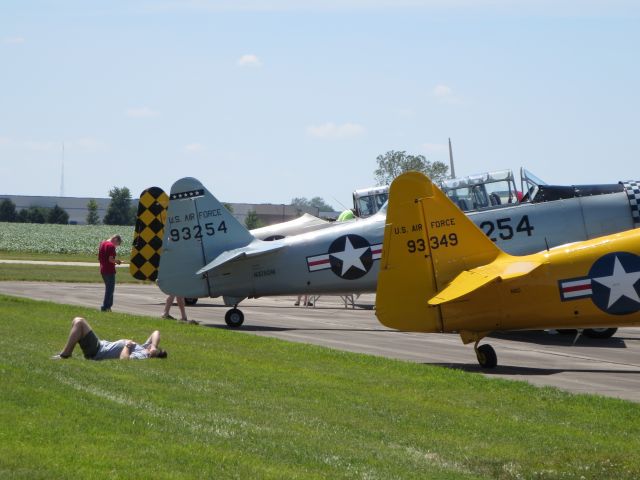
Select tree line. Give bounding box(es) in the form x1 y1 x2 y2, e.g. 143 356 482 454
0 187 135 225
0 150 448 226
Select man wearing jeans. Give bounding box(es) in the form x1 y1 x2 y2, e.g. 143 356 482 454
98 234 122 312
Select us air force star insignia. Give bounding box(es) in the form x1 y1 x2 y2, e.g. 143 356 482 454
559 252 640 315
591 255 640 310
305 234 382 280
330 236 370 277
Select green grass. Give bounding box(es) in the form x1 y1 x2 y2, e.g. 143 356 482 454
0 263 144 283
1 295 640 479
0 250 98 262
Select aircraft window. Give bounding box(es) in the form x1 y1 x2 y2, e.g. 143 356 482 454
484 179 518 205
263 235 285 241
374 193 388 211
471 185 489 209
357 196 375 217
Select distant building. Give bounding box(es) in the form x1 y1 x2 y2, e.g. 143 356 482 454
0 194 338 226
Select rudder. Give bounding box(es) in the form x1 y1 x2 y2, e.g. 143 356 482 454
157 177 254 298
130 186 169 281
376 172 502 332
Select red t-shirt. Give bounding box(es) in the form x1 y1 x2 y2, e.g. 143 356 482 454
98 240 117 275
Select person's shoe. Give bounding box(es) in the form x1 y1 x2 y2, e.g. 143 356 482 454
162 314 176 320
294 302 300 306
306 302 314 307
51 353 71 360
101 308 112 312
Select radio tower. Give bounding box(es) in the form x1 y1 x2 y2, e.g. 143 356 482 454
60 142 65 197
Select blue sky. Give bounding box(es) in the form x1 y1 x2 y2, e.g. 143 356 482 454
1 1 639 209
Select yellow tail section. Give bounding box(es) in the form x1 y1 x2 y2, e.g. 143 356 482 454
376 171 504 332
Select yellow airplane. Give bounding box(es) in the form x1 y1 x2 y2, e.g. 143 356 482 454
376 171 640 368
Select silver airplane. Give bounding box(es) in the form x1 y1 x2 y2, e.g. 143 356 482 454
156 175 640 328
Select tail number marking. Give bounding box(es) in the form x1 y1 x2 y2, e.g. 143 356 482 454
169 221 228 242
407 233 458 253
429 233 458 250
479 215 534 242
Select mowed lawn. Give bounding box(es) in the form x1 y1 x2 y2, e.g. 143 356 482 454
2 295 640 479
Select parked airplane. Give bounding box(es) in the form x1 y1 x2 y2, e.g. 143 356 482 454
149 175 640 328
376 171 640 368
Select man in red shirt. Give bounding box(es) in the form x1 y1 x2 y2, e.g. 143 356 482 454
98 234 122 311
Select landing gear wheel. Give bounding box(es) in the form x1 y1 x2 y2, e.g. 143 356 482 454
475 344 498 369
184 298 198 306
224 308 244 328
584 328 617 339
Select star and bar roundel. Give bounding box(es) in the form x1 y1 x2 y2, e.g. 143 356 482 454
559 251 640 315
306 234 382 280
129 187 169 281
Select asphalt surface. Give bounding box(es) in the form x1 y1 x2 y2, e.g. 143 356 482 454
2 281 640 402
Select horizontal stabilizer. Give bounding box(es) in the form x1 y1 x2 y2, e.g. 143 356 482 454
429 259 541 305
196 241 285 275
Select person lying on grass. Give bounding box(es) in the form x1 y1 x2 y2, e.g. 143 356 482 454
52 317 168 360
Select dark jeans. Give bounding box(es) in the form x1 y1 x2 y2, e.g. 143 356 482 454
101 274 116 310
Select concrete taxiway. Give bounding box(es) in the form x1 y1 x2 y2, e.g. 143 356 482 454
2 281 640 402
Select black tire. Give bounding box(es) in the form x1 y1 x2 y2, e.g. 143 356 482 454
556 329 576 335
584 328 617 339
184 298 198 306
224 308 244 328
476 344 498 369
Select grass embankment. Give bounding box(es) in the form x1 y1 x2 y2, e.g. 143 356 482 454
1 295 639 479
0 263 142 283
0 248 142 284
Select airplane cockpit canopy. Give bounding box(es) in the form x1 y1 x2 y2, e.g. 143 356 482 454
440 169 519 211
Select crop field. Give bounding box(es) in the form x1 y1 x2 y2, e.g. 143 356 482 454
0 222 134 256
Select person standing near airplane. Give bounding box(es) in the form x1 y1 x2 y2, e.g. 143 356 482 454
162 294 198 324
98 234 122 312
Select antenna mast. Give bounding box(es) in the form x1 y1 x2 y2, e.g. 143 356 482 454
448 137 456 179
60 142 65 197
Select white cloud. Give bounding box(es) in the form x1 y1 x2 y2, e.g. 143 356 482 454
125 106 160 118
306 122 366 139
0 136 10 146
4 36 25 44
432 84 462 104
237 54 262 67
184 143 205 153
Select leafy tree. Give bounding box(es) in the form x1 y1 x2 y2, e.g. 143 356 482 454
0 199 17 222
291 196 335 213
86 199 100 225
244 210 264 229
48 205 69 224
223 203 234 214
18 206 48 224
374 150 448 186
103 187 134 225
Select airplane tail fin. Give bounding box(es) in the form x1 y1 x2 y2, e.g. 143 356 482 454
376 171 503 332
157 177 254 297
129 187 169 282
